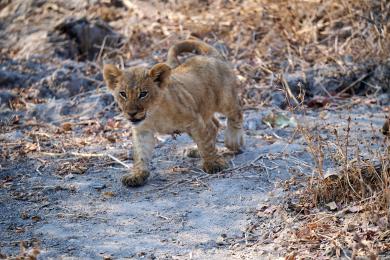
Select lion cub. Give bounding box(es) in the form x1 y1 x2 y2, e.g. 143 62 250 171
103 39 244 187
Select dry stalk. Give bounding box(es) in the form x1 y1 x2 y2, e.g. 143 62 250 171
39 151 131 169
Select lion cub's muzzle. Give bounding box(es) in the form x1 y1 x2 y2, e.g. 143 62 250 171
126 111 146 125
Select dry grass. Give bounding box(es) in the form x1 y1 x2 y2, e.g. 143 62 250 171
300 117 389 209
286 112 390 257
118 0 390 65
316 155 389 207
87 0 390 108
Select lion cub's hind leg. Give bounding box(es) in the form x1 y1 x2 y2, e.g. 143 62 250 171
224 105 244 153
190 117 228 174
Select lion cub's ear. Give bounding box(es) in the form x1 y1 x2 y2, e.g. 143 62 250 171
103 64 122 90
149 63 171 88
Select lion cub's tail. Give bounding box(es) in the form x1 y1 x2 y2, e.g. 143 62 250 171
167 39 224 68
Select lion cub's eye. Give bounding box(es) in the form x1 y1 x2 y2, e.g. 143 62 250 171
119 91 127 99
139 91 148 99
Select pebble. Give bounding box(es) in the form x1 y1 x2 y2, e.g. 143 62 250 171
64 174 75 180
91 182 106 190
244 118 262 131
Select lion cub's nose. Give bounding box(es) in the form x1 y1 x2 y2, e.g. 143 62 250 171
128 111 137 117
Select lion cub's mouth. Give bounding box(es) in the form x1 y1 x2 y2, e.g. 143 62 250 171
129 116 146 125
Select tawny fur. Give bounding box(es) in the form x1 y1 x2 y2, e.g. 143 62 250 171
103 39 244 187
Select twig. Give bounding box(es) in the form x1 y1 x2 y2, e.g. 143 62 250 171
39 151 130 169
106 154 131 169
281 76 299 106
40 151 105 157
230 159 236 168
96 36 108 63
250 154 266 165
195 177 211 190
318 83 333 98
35 165 43 175
119 56 125 70
156 212 170 220
335 73 370 98
234 27 242 59
81 76 104 85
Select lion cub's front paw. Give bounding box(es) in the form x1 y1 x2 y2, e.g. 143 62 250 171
203 157 229 174
121 169 150 187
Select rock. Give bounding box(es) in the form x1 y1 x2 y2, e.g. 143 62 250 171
245 87 262 100
377 216 389 231
0 70 27 87
244 118 262 131
0 130 24 142
32 64 98 99
281 63 380 98
270 91 286 108
377 93 390 106
346 205 364 213
325 201 338 211
64 174 75 180
0 91 16 107
262 111 297 129
372 61 390 91
91 182 106 190
216 234 227 245
342 55 353 64
0 57 52 88
53 17 123 61
42 186 56 194
26 101 63 122
26 92 114 123
283 71 307 96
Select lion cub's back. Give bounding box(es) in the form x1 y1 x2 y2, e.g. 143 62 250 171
171 56 238 114
173 56 235 90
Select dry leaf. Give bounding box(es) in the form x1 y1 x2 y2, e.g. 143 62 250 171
25 143 38 152
31 215 41 222
15 227 25 233
106 119 120 129
307 95 330 108
105 135 116 143
167 167 190 173
62 122 73 131
103 191 116 198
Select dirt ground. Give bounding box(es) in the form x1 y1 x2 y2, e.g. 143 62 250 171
1 104 388 259
1 0 389 259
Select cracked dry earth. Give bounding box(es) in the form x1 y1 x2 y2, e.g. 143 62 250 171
0 104 387 259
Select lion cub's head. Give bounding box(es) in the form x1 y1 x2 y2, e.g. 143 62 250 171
103 63 171 124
